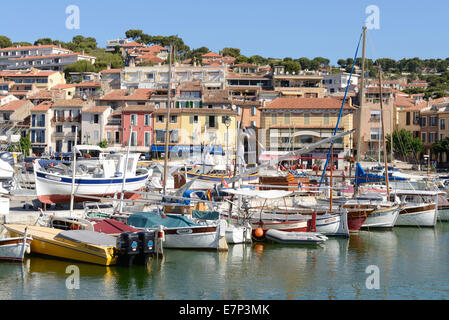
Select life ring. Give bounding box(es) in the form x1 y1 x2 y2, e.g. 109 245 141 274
69 223 80 230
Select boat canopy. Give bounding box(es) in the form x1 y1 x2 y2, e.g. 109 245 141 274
355 163 407 185
55 230 117 247
127 212 201 229
192 210 220 220
222 188 293 199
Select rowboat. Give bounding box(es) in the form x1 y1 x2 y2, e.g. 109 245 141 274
4 224 118 266
0 227 32 262
34 150 149 204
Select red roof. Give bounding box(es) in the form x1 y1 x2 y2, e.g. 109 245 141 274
75 81 100 88
0 44 61 51
121 41 145 48
0 70 58 77
0 99 27 111
202 51 221 57
262 97 354 110
32 101 52 111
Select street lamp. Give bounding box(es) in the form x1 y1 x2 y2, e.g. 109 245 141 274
224 115 231 171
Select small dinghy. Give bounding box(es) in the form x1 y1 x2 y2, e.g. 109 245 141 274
0 227 32 262
265 229 328 245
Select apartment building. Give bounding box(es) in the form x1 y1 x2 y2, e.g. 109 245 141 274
121 104 154 153
0 69 66 91
30 101 53 156
81 106 112 145
323 73 359 94
272 66 325 98
51 99 88 154
260 97 355 169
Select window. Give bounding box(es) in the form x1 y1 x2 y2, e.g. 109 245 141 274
115 131 120 143
146 73 154 79
144 132 151 146
430 116 438 127
271 113 277 125
251 106 257 116
156 130 165 143
71 126 77 133
323 113 329 125
413 112 420 125
208 115 216 128
421 132 426 143
130 114 138 126
170 130 179 143
94 130 99 142
130 131 137 146
56 125 63 133
170 115 177 123
250 121 256 128
107 131 111 142
370 110 381 120
191 115 199 124
441 119 446 130
284 113 290 124
144 114 151 126
304 113 310 125
93 114 99 124
157 115 164 123
370 128 381 140
421 117 427 127
406 112 410 125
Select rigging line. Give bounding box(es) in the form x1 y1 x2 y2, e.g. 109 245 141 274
319 30 363 187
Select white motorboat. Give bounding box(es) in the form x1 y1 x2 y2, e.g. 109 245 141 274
34 148 150 204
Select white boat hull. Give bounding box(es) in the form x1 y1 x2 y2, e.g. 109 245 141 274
396 205 437 227
315 212 349 237
265 229 328 244
0 237 31 262
362 206 400 229
34 170 149 204
225 225 252 244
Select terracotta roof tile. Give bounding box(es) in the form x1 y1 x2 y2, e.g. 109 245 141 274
84 106 110 113
52 98 86 108
202 51 221 57
123 104 155 112
261 97 354 110
32 101 52 111
0 99 27 111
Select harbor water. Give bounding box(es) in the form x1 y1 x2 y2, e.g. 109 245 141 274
1 222 448 300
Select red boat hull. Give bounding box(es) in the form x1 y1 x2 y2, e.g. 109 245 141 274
347 216 367 232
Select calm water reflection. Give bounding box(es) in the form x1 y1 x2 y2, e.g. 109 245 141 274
1 222 448 300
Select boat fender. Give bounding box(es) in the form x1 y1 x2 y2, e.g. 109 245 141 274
158 225 165 242
218 220 227 237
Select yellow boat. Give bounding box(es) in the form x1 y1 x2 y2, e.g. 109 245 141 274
4 224 119 266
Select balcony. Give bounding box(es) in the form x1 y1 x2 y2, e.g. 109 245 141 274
51 117 65 123
369 116 381 122
65 116 81 123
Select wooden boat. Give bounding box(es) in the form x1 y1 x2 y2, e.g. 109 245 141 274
437 194 449 221
393 190 438 227
4 224 118 266
265 229 328 244
127 211 228 251
0 228 32 262
34 150 149 204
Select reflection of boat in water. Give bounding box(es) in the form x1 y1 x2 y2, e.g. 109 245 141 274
4 224 118 266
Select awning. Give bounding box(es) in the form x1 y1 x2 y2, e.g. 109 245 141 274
151 145 224 154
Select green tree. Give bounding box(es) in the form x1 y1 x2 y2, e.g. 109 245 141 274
386 129 423 161
98 139 108 149
220 47 241 57
12 42 32 47
0 35 12 48
20 134 32 157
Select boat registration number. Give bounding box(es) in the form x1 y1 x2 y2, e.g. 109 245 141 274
177 229 193 235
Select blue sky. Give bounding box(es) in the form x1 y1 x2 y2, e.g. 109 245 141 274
1 0 448 64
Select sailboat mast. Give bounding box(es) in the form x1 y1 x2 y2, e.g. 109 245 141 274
378 66 390 199
354 26 366 196
356 26 367 164
163 44 173 196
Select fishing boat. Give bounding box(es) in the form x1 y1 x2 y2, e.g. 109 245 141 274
34 149 150 204
127 211 228 251
4 224 119 266
392 190 438 227
0 228 32 262
265 229 328 245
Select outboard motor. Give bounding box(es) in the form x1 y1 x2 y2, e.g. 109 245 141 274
0 152 14 167
116 232 140 267
134 231 157 265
